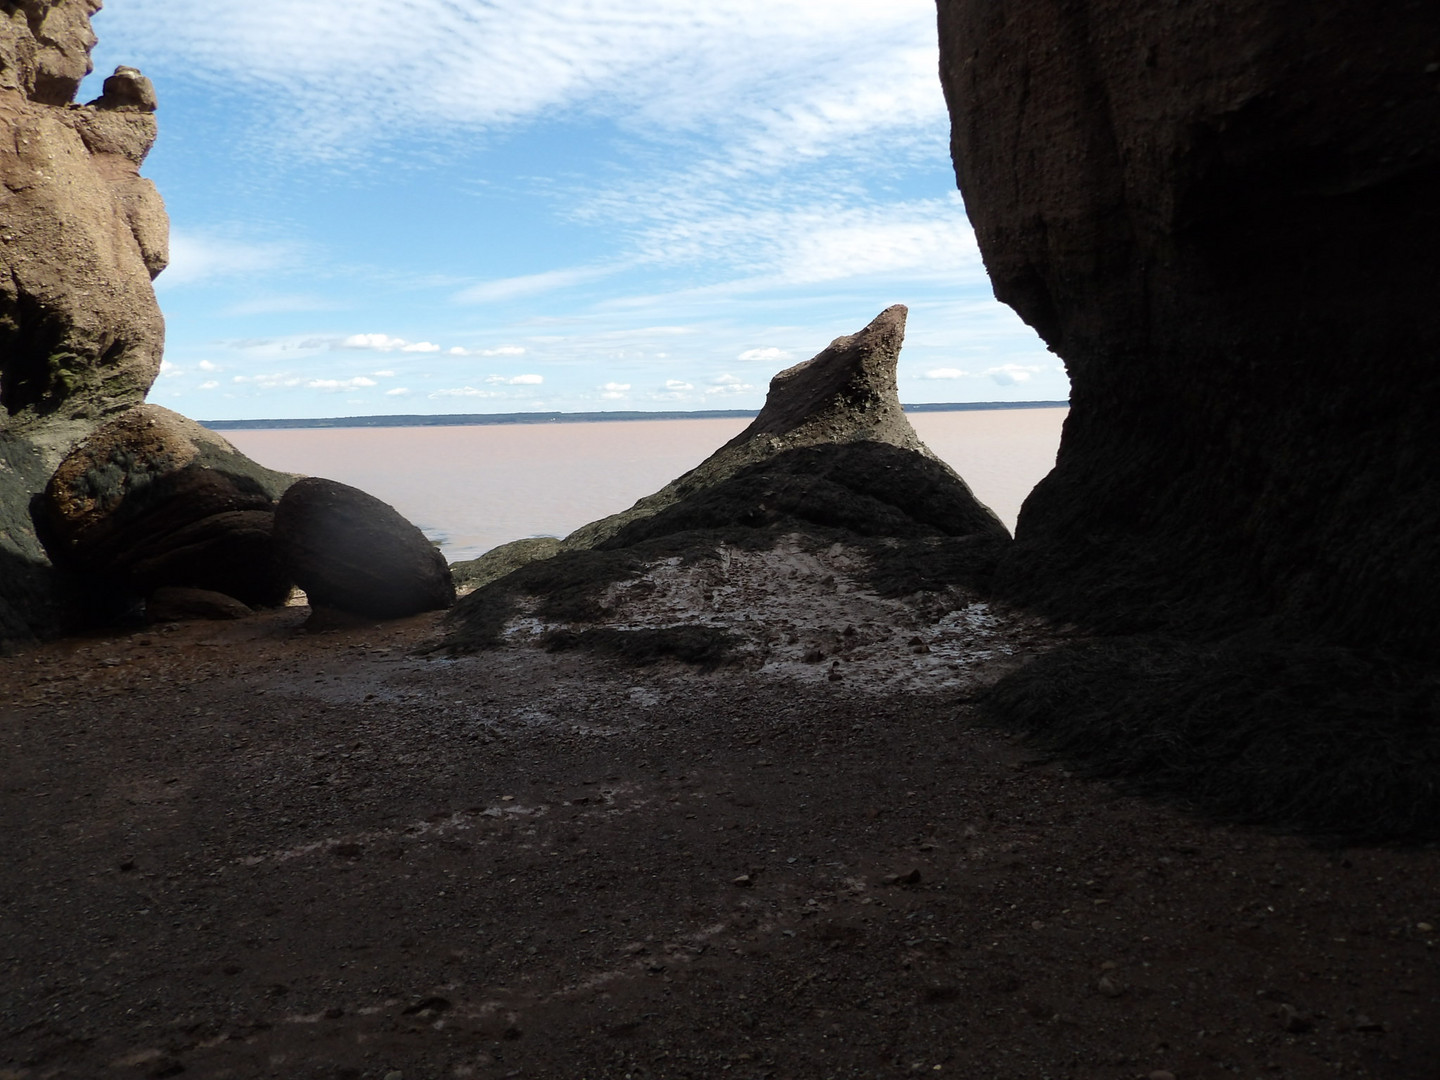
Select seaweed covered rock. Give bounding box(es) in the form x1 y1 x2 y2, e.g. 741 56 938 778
274 478 455 620
39 405 294 607
445 307 1011 660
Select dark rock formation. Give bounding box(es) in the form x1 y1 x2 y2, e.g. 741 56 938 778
566 305 983 549
88 64 156 112
445 307 1010 655
273 478 455 620
938 0 1440 648
937 0 1440 837
39 405 295 606
1 1 170 648
146 586 254 623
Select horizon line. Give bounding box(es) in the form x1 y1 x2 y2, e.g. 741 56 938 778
200 400 1070 431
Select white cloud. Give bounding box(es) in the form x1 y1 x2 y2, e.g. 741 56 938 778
664 379 694 391
372 370 396 378
307 376 378 391
158 360 182 378
923 367 969 380
738 347 792 364
507 374 544 386
341 333 406 351
198 380 219 390
601 382 631 392
339 334 443 354
197 359 222 372
984 364 1046 386
385 387 411 396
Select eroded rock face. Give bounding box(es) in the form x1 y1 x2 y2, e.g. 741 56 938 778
566 305 1005 550
273 478 456 620
39 405 294 607
0 3 167 448
937 0 1440 653
446 308 1011 656
937 1 1440 837
0 1 170 648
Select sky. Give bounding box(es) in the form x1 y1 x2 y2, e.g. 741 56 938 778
81 0 1066 421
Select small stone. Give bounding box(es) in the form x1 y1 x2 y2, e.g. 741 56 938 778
732 874 754 887
1096 975 1124 997
883 869 922 887
384 1072 403 1080
1278 1004 1313 1033
1418 922 1434 932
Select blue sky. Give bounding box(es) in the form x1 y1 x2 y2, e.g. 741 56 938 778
82 0 1065 421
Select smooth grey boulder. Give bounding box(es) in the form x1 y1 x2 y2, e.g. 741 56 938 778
274 478 455 619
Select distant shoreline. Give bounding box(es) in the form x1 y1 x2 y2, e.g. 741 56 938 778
199 401 1069 431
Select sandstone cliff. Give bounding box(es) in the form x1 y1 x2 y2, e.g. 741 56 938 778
1 0 168 647
938 0 1440 836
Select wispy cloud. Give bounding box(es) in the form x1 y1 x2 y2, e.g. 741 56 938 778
99 1 939 159
738 347 792 364
448 345 527 357
160 230 301 288
453 267 618 305
222 294 340 316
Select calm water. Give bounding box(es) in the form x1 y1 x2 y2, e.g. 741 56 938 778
226 408 1067 562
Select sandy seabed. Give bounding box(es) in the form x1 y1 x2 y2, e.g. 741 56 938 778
3 572 1438 1079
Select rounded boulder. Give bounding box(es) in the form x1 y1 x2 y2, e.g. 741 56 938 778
273 478 455 619
39 405 294 606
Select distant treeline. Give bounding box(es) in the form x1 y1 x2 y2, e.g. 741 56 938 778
200 401 1069 432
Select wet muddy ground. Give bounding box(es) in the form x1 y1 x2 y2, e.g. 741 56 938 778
3 608 1438 1080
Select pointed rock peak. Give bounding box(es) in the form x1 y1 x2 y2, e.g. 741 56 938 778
728 304 915 450
557 304 985 553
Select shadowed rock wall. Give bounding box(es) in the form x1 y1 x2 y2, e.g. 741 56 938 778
938 1 1440 837
937 0 1440 655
